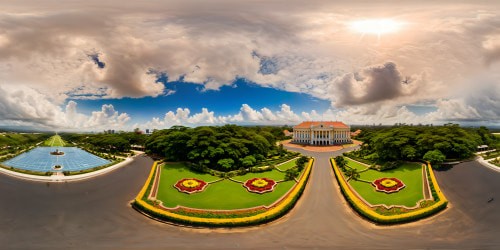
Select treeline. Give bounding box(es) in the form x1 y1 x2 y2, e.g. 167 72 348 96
0 133 51 148
349 124 497 165
146 125 289 171
60 132 147 153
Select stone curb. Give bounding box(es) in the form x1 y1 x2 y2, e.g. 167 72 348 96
476 157 500 173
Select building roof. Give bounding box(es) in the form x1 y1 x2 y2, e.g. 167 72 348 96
294 121 349 129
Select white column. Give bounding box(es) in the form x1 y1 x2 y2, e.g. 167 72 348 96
328 130 331 145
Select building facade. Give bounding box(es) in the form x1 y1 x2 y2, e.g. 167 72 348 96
292 121 351 145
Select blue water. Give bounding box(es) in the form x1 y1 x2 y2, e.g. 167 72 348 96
2 147 111 172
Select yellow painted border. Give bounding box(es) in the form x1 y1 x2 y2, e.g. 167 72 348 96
133 158 314 226
331 158 447 224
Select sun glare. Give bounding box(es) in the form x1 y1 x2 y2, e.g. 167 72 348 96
349 19 403 35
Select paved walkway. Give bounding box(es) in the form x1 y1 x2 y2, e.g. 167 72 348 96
281 139 361 152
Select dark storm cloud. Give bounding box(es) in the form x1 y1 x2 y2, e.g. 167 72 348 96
333 62 405 106
88 53 106 69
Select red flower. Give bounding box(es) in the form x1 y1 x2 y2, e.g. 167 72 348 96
372 177 405 194
243 178 277 194
174 178 208 194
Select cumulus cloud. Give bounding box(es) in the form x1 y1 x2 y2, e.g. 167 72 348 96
0 85 130 130
483 35 500 65
141 103 317 129
1 1 499 128
332 62 405 106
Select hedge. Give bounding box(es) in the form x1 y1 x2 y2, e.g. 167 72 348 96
330 158 447 224
132 158 314 227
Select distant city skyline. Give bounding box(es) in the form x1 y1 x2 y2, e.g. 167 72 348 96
0 0 498 131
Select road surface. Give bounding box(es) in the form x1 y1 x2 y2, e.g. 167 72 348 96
0 150 499 249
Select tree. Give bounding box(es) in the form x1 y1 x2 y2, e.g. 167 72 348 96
423 149 446 166
285 168 299 181
217 158 234 171
401 145 417 160
345 168 360 181
144 125 284 171
334 156 348 171
241 155 256 168
296 156 309 171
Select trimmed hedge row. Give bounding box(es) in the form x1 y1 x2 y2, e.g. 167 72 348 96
132 158 314 227
330 158 448 224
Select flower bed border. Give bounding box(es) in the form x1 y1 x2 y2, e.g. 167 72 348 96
372 177 405 194
331 158 447 224
132 158 313 227
174 178 208 194
243 178 277 194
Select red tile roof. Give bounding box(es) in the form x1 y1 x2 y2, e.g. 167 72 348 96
294 121 349 129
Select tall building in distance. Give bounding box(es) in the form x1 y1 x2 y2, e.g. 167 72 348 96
292 121 351 145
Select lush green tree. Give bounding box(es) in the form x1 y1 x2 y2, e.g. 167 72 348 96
241 155 257 168
345 168 360 181
217 158 234 170
285 168 299 181
423 149 446 166
295 156 309 171
349 125 482 164
334 156 348 171
145 125 285 171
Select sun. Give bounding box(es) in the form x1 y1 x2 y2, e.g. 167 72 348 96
349 19 403 36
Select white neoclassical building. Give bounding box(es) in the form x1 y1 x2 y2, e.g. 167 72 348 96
292 121 351 145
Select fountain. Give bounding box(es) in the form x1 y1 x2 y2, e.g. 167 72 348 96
50 148 65 156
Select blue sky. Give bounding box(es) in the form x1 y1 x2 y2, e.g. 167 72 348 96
71 78 331 125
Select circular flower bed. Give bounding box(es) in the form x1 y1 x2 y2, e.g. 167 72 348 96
243 178 277 194
372 177 405 193
174 178 208 194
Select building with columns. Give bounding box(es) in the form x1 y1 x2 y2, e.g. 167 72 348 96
292 121 351 145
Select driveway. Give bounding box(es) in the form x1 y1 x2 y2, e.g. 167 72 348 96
0 150 499 249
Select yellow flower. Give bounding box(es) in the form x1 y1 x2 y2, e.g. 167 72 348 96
380 179 397 188
251 179 269 187
182 179 200 188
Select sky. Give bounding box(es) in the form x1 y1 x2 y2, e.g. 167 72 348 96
0 0 499 131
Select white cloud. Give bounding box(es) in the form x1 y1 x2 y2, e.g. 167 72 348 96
239 104 264 121
0 85 130 130
0 1 499 129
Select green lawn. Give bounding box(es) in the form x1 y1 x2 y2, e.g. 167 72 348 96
43 135 66 147
344 159 424 207
155 162 296 210
275 159 297 171
232 170 286 182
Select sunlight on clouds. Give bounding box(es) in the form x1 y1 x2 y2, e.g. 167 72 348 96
349 19 404 35
0 1 499 129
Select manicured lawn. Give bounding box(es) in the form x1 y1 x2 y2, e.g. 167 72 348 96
344 159 424 207
345 159 370 171
43 135 66 147
232 170 286 182
155 163 296 209
275 159 297 171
